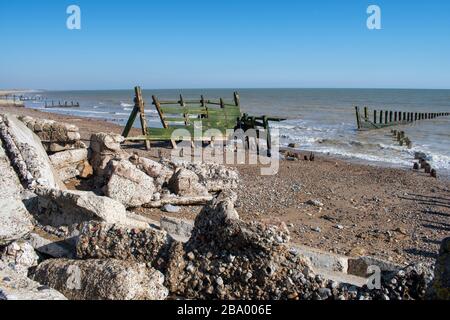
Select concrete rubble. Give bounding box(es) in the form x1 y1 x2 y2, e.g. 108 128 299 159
31 259 168 300
18 115 86 152
0 199 34 246
0 112 448 300
0 261 67 300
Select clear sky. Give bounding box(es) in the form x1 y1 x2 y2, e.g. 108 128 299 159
1 0 450 90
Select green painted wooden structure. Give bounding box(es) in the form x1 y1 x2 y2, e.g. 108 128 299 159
122 86 284 155
355 106 450 130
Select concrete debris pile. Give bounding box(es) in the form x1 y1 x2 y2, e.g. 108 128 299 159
89 132 240 208
18 115 91 182
0 113 448 301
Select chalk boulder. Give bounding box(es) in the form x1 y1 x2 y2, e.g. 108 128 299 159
168 168 209 197
1 240 39 277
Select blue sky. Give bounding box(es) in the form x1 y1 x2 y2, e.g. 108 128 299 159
0 0 450 90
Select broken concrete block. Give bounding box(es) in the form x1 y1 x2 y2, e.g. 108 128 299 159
160 216 193 241
0 199 34 246
28 233 76 259
0 114 65 189
105 159 155 208
0 261 67 300
32 259 168 300
347 256 400 277
76 221 173 267
49 148 88 168
35 187 128 227
0 140 24 200
1 240 39 276
168 168 208 197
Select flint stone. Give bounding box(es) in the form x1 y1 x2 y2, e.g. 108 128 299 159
76 221 173 267
161 204 181 213
105 159 155 208
31 259 168 300
168 168 209 197
35 187 129 227
1 240 39 276
0 261 67 300
0 199 34 246
432 237 450 299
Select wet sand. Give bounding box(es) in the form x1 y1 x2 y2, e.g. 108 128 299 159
2 104 449 266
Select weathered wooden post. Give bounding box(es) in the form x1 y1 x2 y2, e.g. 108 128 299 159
394 111 398 122
374 110 377 124
355 107 361 130
389 111 393 123
384 110 388 124
379 110 383 124
233 92 240 107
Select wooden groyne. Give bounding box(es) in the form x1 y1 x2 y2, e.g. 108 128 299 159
355 106 450 130
44 101 80 108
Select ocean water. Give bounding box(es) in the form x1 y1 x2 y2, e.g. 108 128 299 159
24 89 450 175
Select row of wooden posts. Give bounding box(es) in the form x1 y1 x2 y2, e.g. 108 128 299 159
0 94 44 102
355 106 450 130
44 100 80 108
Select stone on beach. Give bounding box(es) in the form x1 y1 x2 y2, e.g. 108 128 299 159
105 159 155 208
31 259 169 300
0 199 34 247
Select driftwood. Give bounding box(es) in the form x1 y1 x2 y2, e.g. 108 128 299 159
142 195 213 208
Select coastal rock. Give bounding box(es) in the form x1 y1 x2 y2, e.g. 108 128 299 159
1 240 39 276
31 259 168 300
0 261 67 300
432 237 450 299
76 221 173 268
168 168 209 197
105 159 155 208
0 199 34 246
35 187 129 227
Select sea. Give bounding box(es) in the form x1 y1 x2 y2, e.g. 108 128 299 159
22 88 450 176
